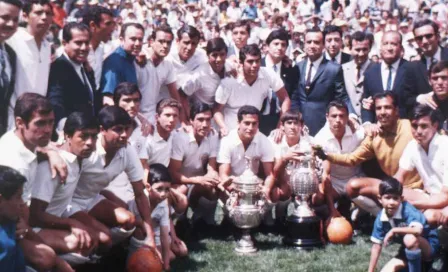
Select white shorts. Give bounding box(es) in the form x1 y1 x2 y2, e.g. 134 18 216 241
63 194 106 218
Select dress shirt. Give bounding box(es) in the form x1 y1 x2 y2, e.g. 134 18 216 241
327 119 422 189
63 52 93 96
381 59 400 91
425 46 441 70
87 43 104 89
305 55 324 84
325 51 341 64
263 56 282 114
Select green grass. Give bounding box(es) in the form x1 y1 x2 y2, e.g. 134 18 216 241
170 232 400 272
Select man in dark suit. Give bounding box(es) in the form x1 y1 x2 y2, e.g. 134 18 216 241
259 29 299 135
404 19 448 113
361 31 408 123
0 0 21 136
47 22 97 131
291 27 354 136
323 25 352 65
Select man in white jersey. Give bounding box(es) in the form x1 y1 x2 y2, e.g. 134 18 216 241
30 112 111 265
214 44 290 136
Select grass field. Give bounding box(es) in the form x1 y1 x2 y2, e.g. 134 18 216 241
169 225 400 272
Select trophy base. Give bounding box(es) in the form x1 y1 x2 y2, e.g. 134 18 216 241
235 229 258 254
283 214 324 249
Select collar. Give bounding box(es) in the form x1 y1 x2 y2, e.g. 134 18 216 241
426 46 442 62
17 27 35 42
380 203 403 222
382 58 400 71
326 51 341 63
188 130 197 143
308 54 324 68
63 52 83 69
96 134 125 158
117 46 135 61
424 132 440 154
154 127 171 143
265 55 282 70
380 119 401 136
320 123 353 141
59 149 78 164
359 59 370 71
231 129 259 145
237 68 264 83
10 131 37 164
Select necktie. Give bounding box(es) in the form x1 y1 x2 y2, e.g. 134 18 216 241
305 62 313 94
81 66 94 112
356 64 361 82
0 47 9 92
331 57 336 63
270 64 279 115
386 65 392 91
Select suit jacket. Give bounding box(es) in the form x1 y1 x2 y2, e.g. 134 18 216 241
260 57 299 98
342 60 372 117
403 47 448 113
47 55 98 125
291 57 353 136
361 59 408 123
340 52 352 65
0 44 16 136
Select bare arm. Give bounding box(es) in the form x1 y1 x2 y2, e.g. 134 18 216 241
411 187 448 210
131 181 156 248
212 103 228 136
276 87 291 117
141 159 150 187
368 243 382 272
160 225 171 270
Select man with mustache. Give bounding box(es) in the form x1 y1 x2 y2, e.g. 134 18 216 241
0 0 21 136
428 61 448 127
7 0 53 132
47 22 97 135
101 23 144 105
315 92 422 215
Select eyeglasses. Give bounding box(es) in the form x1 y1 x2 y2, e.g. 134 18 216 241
415 33 435 42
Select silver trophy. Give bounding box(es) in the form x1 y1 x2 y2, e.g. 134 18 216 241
225 157 266 254
283 141 324 249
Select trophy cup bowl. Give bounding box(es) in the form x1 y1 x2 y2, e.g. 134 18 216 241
225 158 266 254
283 155 324 249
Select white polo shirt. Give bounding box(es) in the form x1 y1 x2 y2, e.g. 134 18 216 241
399 133 448 194
139 129 174 167
215 67 284 130
171 130 219 177
0 131 37 202
314 124 365 183
217 129 274 176
32 150 81 217
72 135 144 201
88 43 105 89
182 61 232 106
135 58 176 123
270 134 315 160
7 28 51 129
151 199 170 240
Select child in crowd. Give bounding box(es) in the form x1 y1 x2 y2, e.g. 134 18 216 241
0 166 27 272
368 177 439 272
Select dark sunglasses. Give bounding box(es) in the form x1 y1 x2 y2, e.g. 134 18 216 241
415 33 435 41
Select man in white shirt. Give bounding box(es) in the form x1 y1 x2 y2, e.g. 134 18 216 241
181 37 229 107
394 105 448 226
169 102 220 222
227 0 241 21
82 5 115 90
66 106 155 250
30 112 109 264
214 44 290 136
217 106 277 202
0 93 70 271
137 26 181 125
227 20 250 60
7 0 53 130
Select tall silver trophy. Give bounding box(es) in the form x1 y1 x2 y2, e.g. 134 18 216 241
226 157 266 254
283 141 324 249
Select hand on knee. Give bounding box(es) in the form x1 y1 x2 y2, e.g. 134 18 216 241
31 244 57 271
403 234 419 250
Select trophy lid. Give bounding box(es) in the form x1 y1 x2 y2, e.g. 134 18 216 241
234 157 260 185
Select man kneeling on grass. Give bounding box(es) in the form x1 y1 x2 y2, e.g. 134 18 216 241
368 177 439 272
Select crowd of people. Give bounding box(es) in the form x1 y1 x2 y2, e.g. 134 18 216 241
1 0 448 271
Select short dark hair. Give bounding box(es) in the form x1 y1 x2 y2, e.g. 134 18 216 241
239 44 261 63
231 20 251 35
81 5 114 27
190 101 212 120
373 91 398 107
63 112 100 137
266 29 289 45
14 93 53 125
113 82 142 105
23 0 50 14
305 27 323 41
98 106 132 130
351 31 374 48
237 105 260 122
323 25 342 40
413 19 439 36
0 165 26 199
148 163 172 185
150 25 174 41
430 60 448 75
206 37 228 55
326 100 349 114
176 24 201 40
1 0 23 9
120 22 144 38
156 98 182 115
62 22 91 42
379 177 403 196
409 104 440 124
280 110 303 124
